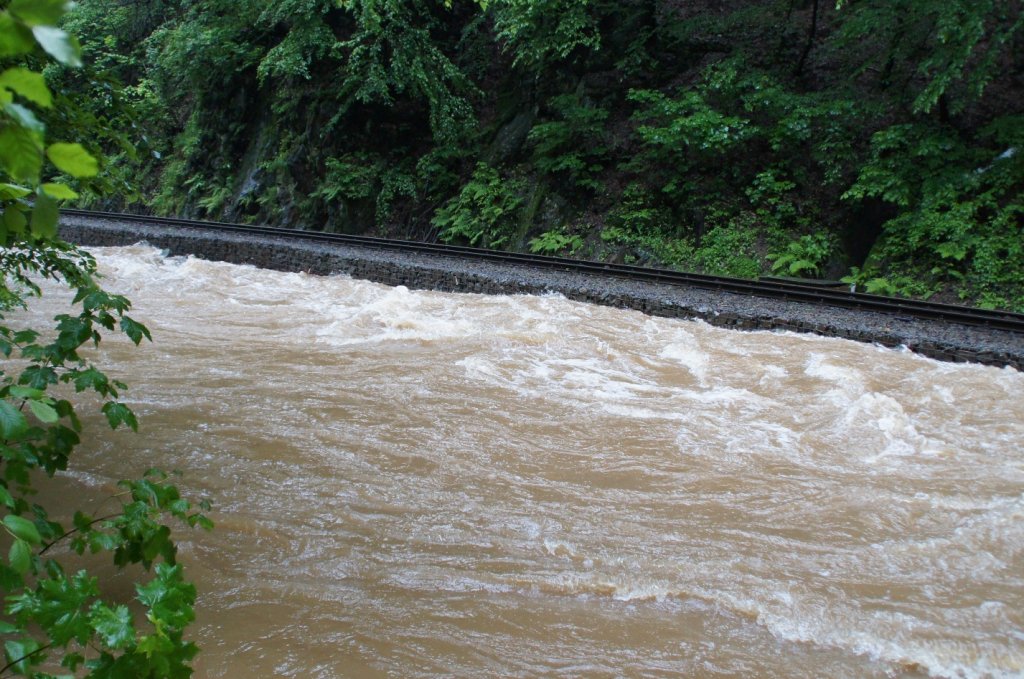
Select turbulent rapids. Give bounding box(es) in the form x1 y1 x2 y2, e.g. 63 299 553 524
26 245 1024 678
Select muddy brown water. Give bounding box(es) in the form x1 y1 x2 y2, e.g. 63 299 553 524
20 245 1024 677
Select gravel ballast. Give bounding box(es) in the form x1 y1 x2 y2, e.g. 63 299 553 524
60 214 1024 371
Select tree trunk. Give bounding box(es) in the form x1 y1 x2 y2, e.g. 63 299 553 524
794 0 820 78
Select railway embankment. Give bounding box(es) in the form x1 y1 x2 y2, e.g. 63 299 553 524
60 213 1023 371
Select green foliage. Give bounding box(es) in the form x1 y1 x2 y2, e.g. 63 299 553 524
316 153 380 203
487 0 600 70
604 184 672 239
314 153 419 224
337 0 477 142
842 124 965 208
694 217 762 279
600 184 693 268
0 250 212 679
768 233 837 278
433 163 524 247
45 0 1024 307
840 265 940 299
256 1 337 84
745 168 808 234
833 0 1023 114
196 184 234 214
843 118 1024 310
841 266 899 296
528 229 582 255
376 164 418 223
145 2 263 101
528 93 608 191
628 57 864 206
0 6 210 676
152 106 248 219
630 87 751 158
414 144 469 202
0 7 97 245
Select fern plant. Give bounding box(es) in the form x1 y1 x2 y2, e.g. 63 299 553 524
315 154 380 203
432 163 525 248
528 229 583 254
768 233 837 278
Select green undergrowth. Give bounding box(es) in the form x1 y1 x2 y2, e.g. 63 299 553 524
58 0 1024 311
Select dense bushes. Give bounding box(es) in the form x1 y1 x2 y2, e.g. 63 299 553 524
63 0 1024 310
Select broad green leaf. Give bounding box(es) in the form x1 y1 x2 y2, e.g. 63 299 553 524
28 399 58 423
136 633 173 658
119 316 152 345
21 364 57 390
90 604 135 650
41 182 78 199
0 564 22 591
0 67 52 107
788 259 815 274
3 206 27 236
30 190 59 239
8 538 30 574
46 142 97 177
3 515 41 544
0 126 42 182
936 241 968 261
88 531 121 552
0 400 27 439
0 14 35 58
12 329 38 344
10 0 70 27
4 102 44 131
3 638 41 675
8 386 43 399
31 26 82 67
101 402 138 431
71 367 110 394
0 182 31 199
0 486 12 509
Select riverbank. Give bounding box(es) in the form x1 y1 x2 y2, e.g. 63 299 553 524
60 214 1024 370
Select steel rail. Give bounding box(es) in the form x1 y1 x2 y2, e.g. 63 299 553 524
62 208 1024 334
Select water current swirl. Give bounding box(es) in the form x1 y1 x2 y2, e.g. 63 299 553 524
22 245 1024 677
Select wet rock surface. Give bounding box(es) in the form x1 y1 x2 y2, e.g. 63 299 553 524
60 214 1024 371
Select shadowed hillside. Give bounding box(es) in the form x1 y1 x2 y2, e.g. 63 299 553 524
59 0 1024 309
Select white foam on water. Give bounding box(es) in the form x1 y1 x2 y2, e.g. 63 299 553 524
659 340 709 384
799 353 953 467
521 572 680 603
55 245 1024 678
313 285 483 346
505 567 1020 679
719 588 1024 679
844 392 941 462
805 352 868 395
542 539 581 560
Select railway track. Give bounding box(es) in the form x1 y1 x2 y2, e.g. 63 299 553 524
63 208 1024 334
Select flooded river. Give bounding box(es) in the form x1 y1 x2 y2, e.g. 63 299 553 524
25 245 1024 677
